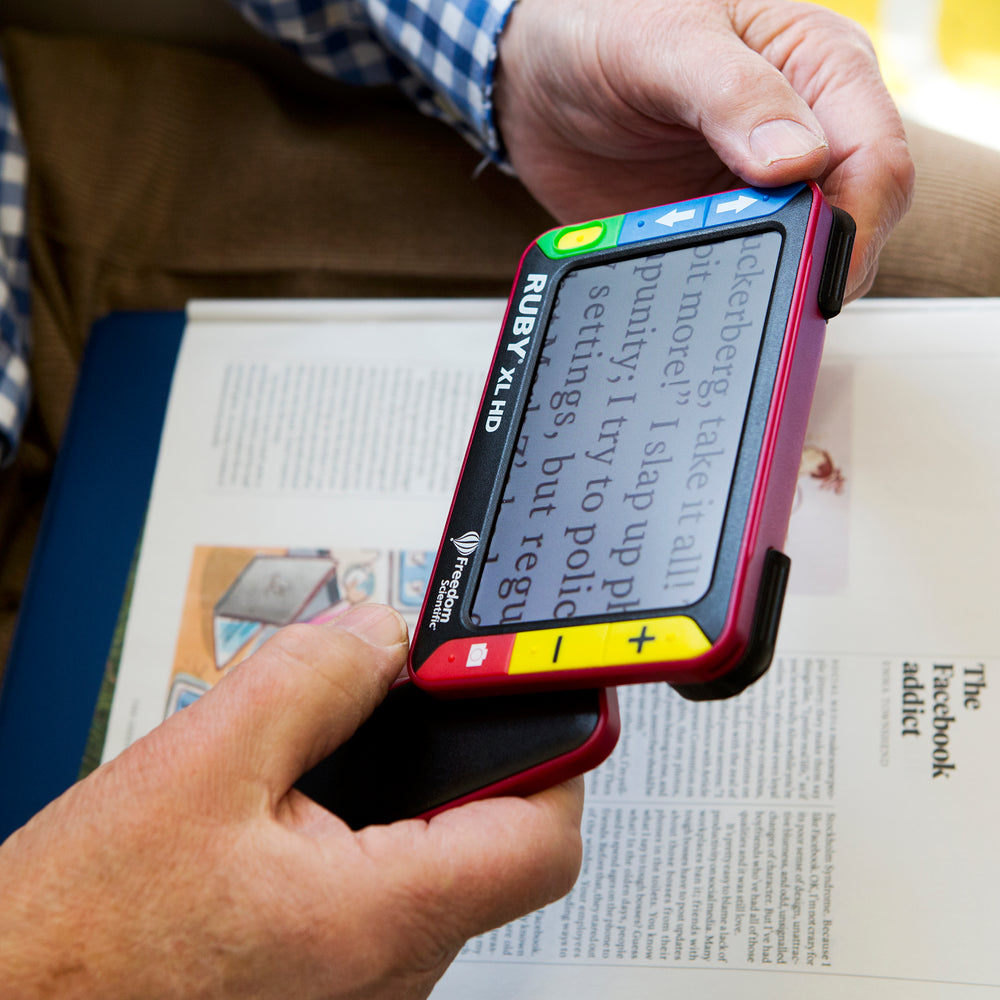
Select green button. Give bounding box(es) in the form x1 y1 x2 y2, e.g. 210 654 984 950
537 214 625 259
555 223 604 252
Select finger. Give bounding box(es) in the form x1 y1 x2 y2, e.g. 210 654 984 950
822 144 913 300
607 7 829 185
354 777 586 966
739 4 914 297
687 45 830 185
185 603 409 795
650 2 913 297
809 94 914 300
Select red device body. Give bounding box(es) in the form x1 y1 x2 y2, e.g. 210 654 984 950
410 182 853 700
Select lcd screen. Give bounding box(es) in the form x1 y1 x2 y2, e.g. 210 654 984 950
472 231 783 627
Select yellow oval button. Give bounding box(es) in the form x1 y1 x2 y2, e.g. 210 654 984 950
554 222 605 253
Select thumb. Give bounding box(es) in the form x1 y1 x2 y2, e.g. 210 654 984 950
187 603 409 796
653 27 829 184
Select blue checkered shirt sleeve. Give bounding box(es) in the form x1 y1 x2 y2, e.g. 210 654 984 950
228 0 516 163
0 5 516 462
0 59 30 468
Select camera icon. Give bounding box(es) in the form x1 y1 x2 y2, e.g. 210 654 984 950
465 643 489 667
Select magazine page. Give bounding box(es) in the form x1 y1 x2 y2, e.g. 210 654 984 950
100 296 1000 997
101 299 504 758
433 298 1000 998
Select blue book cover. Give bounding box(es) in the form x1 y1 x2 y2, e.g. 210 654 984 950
0 312 184 840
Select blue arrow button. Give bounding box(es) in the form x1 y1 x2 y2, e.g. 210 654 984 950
618 197 709 246
705 183 805 226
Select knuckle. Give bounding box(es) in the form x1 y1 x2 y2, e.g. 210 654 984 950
267 621 320 658
364 875 467 977
786 4 880 71
889 138 917 208
246 622 368 705
711 56 766 102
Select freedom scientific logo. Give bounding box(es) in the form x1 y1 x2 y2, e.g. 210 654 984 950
427 531 480 629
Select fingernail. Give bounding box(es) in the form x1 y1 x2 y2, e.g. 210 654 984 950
333 603 408 648
749 119 827 166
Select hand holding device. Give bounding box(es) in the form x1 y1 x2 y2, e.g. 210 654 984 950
0 605 584 1000
495 0 912 300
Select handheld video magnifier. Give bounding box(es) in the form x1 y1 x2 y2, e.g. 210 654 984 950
409 181 854 700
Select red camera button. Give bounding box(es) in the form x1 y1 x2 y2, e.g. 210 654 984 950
417 634 516 681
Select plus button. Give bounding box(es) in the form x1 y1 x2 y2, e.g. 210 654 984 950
628 625 655 655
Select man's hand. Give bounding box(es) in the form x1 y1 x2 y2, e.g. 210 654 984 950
496 0 914 299
0 604 584 999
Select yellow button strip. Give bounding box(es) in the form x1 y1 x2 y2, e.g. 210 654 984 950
508 616 711 674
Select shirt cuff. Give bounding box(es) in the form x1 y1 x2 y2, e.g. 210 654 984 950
229 0 517 166
366 0 518 166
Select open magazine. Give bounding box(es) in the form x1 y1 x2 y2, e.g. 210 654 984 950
97 298 1000 997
